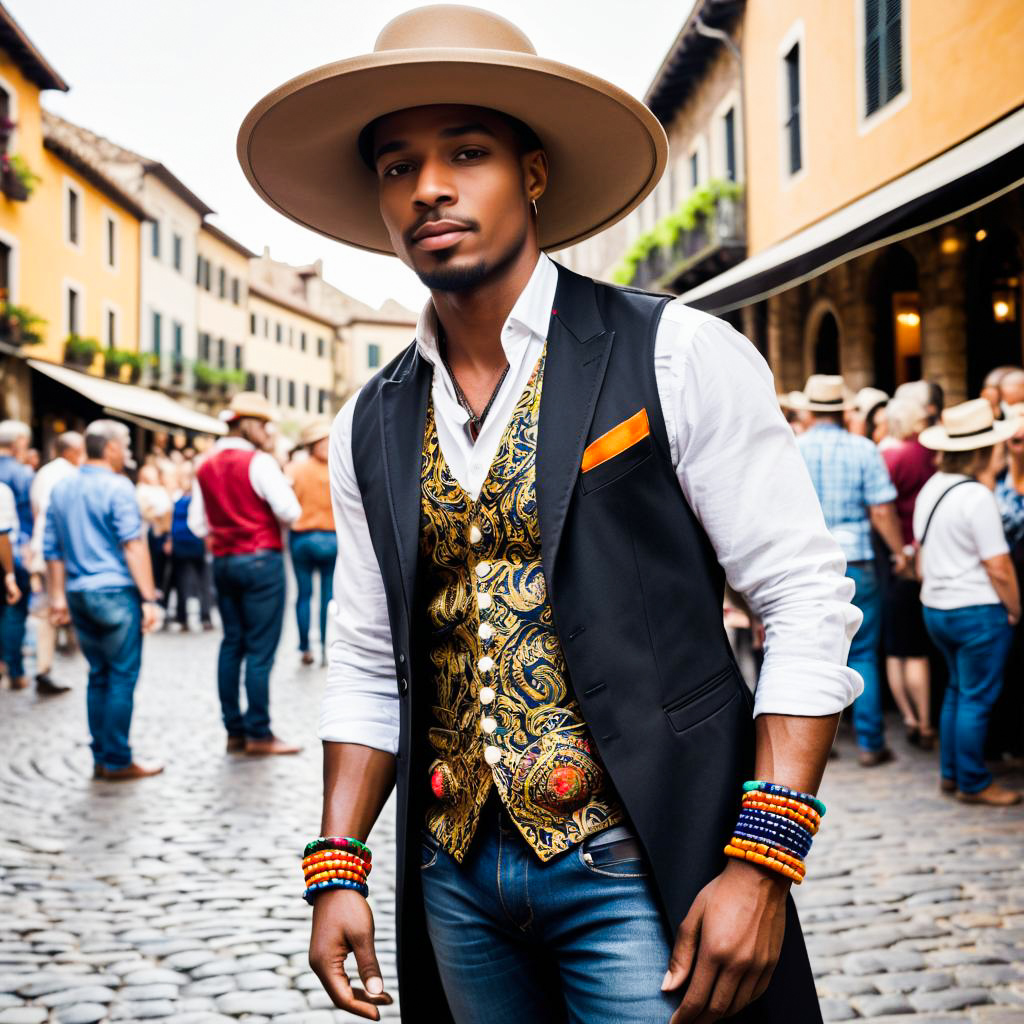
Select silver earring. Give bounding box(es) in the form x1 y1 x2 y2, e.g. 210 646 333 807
531 199 539 216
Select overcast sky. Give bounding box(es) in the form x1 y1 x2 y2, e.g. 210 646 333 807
10 0 690 310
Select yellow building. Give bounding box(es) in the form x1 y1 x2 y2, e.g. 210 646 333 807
677 0 1024 402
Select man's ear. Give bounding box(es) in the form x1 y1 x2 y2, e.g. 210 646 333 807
524 148 549 204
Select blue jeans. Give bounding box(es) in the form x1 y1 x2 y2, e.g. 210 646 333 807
847 561 885 752
923 603 1013 794
289 530 337 653
66 587 142 771
420 799 676 1024
212 550 285 739
1 563 30 678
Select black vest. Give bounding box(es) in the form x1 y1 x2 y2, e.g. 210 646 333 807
350 265 819 1022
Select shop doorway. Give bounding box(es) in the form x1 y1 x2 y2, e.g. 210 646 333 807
870 246 920 394
967 225 1023 397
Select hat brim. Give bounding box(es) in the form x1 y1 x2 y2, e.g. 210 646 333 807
222 408 279 424
919 418 1017 451
237 49 668 254
784 395 857 413
301 428 332 447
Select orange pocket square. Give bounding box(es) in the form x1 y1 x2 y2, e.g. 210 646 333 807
582 409 650 472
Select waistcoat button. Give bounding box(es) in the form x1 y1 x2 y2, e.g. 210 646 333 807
484 745 502 766
469 524 483 544
478 623 494 641
475 562 491 578
481 716 497 734
398 677 408 695
478 656 494 672
479 686 495 705
477 592 492 610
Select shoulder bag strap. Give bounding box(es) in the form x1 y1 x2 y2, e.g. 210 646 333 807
920 478 978 545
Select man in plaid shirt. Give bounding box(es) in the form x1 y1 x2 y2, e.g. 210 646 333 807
793 376 908 766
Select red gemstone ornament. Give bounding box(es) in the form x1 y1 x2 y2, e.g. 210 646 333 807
548 764 584 801
431 769 446 800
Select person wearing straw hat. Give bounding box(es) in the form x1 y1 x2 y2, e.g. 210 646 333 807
914 399 1021 806
239 8 864 1021
290 420 336 668
189 392 302 757
792 375 908 768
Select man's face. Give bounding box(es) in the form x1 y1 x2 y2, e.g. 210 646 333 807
106 433 132 473
371 105 547 292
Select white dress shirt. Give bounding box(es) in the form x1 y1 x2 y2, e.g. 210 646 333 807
188 437 301 538
0 481 17 535
321 254 863 754
29 457 77 560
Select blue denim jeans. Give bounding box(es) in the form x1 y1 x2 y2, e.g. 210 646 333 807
289 530 337 653
1 563 30 678
212 550 285 739
66 587 142 771
419 799 676 1024
923 603 1013 794
846 561 885 751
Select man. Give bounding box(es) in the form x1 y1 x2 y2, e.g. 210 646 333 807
45 420 163 780
792 376 907 767
189 392 301 756
979 365 1020 416
0 420 35 689
29 431 84 695
239 8 862 1021
0 480 23 631
999 369 1024 412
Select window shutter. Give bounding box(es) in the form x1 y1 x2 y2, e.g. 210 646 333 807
883 0 903 103
864 0 882 115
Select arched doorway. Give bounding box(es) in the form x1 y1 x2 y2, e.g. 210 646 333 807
814 312 840 375
869 246 920 393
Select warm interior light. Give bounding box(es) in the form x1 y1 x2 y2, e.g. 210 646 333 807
940 237 960 254
994 299 1012 322
896 311 921 327
975 228 988 242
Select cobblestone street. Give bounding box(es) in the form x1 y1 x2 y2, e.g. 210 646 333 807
2 622 1024 1023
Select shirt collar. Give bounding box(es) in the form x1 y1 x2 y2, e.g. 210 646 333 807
215 437 256 452
414 252 558 367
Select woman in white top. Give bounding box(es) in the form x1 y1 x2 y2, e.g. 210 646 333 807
914 399 1021 806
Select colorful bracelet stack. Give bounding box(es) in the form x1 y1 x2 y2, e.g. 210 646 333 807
302 836 373 905
722 780 827 885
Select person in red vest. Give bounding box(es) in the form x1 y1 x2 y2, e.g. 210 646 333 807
190 392 302 756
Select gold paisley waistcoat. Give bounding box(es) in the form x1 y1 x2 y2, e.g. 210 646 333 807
419 350 624 863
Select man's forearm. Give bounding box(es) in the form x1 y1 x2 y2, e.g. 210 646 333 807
0 534 13 576
122 537 158 601
868 502 904 556
321 742 397 838
754 711 840 798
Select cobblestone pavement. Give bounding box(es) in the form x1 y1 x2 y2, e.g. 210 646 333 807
2 620 1024 1023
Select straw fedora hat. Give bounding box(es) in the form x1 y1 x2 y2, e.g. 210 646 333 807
854 387 890 419
786 375 857 413
236 5 668 254
221 391 278 423
299 419 332 447
919 397 1017 451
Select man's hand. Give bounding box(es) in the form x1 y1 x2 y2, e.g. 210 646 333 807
49 594 70 626
4 572 20 605
664 859 789 1022
309 889 392 1020
141 601 162 634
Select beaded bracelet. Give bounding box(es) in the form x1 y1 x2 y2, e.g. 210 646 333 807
727 837 806 876
304 836 373 862
742 790 822 828
303 877 369 905
302 853 373 876
735 808 814 849
724 843 805 884
741 797 819 834
733 824 811 860
743 780 826 818
302 837 374 905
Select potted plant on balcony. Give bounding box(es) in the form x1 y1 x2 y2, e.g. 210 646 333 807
220 368 247 397
1 153 41 202
0 301 46 346
193 360 216 393
104 348 144 382
64 334 102 369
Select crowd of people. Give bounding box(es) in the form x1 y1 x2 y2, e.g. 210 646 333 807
782 370 1024 806
0 393 337 779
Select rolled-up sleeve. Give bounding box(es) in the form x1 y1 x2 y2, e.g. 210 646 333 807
319 393 401 754
111 480 143 545
656 306 864 718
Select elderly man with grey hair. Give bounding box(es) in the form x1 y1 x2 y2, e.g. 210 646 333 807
0 419 35 689
44 420 163 780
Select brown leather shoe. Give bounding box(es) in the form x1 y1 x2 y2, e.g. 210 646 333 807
301 651 315 666
103 761 165 781
940 777 956 794
226 735 247 753
92 764 105 780
245 735 302 757
10 675 29 690
956 782 1021 806
858 747 896 768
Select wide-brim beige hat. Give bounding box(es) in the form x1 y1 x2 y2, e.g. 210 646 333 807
221 391 279 424
236 4 668 254
785 375 857 413
299 419 332 447
919 397 1018 451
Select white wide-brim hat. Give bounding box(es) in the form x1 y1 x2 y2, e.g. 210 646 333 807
236 5 668 254
785 375 857 413
919 398 1018 451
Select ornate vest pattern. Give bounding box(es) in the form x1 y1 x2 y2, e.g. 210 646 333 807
419 351 624 862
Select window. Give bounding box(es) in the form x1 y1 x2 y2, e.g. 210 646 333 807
300 331 307 352
288 380 296 408
65 183 82 247
218 267 226 298
865 0 903 116
105 214 118 269
367 343 381 369
783 42 803 175
198 331 210 361
0 240 11 300
234 344 242 371
203 259 211 291
304 383 311 412
275 377 282 405
217 337 226 369
152 310 162 356
231 277 240 305
151 220 161 260
275 322 282 343
66 286 80 336
689 152 699 189
249 312 256 335
723 108 737 182
317 336 325 357
105 307 117 348
262 316 268 338
196 255 203 285
288 326 294 347
172 233 183 272
173 321 183 356
318 389 328 415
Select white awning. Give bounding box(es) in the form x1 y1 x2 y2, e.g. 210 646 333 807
30 359 227 436
680 106 1024 313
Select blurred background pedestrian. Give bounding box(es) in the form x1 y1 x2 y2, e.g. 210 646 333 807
168 461 214 632
288 420 336 668
136 463 173 610
0 420 34 691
